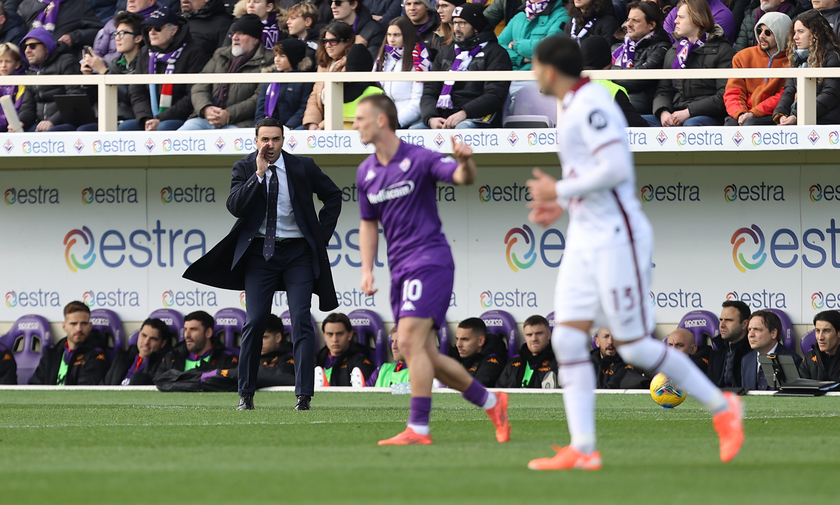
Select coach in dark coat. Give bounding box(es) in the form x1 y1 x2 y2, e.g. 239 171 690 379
740 344 802 391
184 117 341 410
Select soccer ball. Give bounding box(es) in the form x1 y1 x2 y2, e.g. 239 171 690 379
650 373 687 408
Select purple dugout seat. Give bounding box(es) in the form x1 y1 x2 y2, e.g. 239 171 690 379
480 310 518 360
348 309 386 366
800 330 816 356
126 329 140 348
1 314 51 384
148 308 184 342
280 310 318 344
437 324 450 353
677 310 719 348
764 308 794 351
213 308 246 356
90 309 124 360
548 311 598 349
502 84 557 129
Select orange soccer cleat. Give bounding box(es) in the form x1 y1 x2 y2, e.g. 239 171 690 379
485 392 511 443
713 392 744 463
528 445 602 471
377 427 433 446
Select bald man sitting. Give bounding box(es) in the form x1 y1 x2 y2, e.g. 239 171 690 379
666 329 710 374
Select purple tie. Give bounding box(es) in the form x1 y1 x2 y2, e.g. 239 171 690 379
263 165 278 261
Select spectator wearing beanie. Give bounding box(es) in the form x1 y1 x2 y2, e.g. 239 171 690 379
416 2 512 129
255 38 315 127
181 13 272 129
229 0 282 50
341 43 383 128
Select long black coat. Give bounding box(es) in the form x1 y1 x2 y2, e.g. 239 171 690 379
183 150 341 312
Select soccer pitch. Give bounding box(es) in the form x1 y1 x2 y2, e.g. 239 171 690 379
1 391 837 505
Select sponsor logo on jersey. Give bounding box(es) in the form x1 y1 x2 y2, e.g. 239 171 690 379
367 181 415 204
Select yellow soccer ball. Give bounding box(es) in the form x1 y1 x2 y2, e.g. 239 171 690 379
650 373 687 408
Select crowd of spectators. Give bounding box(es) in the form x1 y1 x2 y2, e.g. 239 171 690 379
1 299 838 390
3 0 840 132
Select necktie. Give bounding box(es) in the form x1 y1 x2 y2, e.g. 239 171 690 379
263 165 278 261
722 345 735 387
757 365 768 390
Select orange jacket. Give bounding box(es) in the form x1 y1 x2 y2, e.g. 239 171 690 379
724 47 788 119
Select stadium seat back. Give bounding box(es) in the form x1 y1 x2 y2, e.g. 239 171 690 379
213 308 246 357
503 85 557 128
480 310 518 360
800 329 816 356
764 308 794 350
348 309 386 366
677 310 719 347
90 309 124 361
548 311 597 349
149 309 184 342
3 314 51 384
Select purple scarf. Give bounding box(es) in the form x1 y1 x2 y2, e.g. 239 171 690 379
437 42 486 109
264 70 287 118
415 17 433 35
33 0 67 32
672 33 707 69
612 32 653 68
525 0 550 21
148 44 185 75
121 355 147 384
569 17 595 41
263 13 281 49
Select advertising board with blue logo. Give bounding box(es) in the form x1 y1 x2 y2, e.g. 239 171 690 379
3 149 840 327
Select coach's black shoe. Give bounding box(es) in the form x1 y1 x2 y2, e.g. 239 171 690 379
294 395 311 411
237 395 255 411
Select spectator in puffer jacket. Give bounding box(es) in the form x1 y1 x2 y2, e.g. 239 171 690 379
255 38 315 127
373 16 430 127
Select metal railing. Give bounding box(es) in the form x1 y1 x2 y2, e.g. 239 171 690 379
1 67 831 130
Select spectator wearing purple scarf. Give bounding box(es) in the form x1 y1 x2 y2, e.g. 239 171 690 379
647 0 734 127
255 38 314 128
93 0 161 65
0 42 35 131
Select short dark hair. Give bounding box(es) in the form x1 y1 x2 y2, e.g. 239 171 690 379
255 117 285 138
813 310 840 333
722 300 751 323
524 315 550 329
265 314 284 335
141 318 172 347
64 301 90 317
359 94 398 131
750 310 781 342
625 1 663 29
322 312 353 333
113 11 145 40
534 35 583 78
184 311 214 332
458 317 487 337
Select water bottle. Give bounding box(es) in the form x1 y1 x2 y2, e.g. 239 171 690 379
390 382 411 394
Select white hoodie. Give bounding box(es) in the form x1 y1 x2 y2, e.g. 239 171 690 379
374 44 430 127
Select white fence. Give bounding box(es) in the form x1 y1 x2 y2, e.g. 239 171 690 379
2 68 834 130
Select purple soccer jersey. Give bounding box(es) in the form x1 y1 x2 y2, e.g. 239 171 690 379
357 141 459 274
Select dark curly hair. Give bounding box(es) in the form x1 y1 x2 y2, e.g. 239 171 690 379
788 9 840 74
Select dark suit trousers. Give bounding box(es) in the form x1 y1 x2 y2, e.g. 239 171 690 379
239 238 316 397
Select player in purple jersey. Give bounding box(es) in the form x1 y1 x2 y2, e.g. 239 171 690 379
353 94 511 446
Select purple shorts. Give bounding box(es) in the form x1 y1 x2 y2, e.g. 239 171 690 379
389 265 454 329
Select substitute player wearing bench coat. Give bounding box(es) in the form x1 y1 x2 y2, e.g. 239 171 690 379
524 35 744 470
354 94 510 445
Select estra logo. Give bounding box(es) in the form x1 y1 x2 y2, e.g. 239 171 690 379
62 222 207 272
83 289 140 307
725 289 786 309
233 138 257 152
723 182 785 202
808 184 840 202
4 186 60 204
730 220 840 272
162 289 217 308
478 183 531 203
640 183 699 202
5 290 60 308
812 292 824 310
82 186 139 204
160 185 216 204
730 225 767 273
504 224 565 272
479 289 537 309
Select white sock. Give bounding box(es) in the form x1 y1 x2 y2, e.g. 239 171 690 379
552 325 597 454
407 423 430 436
482 392 497 410
617 338 728 414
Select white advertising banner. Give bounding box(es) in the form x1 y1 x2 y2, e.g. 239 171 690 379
3 161 839 326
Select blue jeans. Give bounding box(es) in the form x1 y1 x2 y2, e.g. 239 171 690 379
409 119 486 129
118 119 184 131
642 114 722 127
178 117 240 130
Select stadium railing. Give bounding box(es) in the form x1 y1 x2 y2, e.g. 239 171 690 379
1 68 833 131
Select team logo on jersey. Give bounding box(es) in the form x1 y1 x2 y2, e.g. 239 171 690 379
588 110 607 129
399 158 411 172
364 170 376 181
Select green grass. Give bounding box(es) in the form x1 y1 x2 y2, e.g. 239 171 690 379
0 391 837 505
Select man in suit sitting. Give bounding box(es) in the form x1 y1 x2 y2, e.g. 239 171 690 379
741 310 802 391
184 117 342 411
